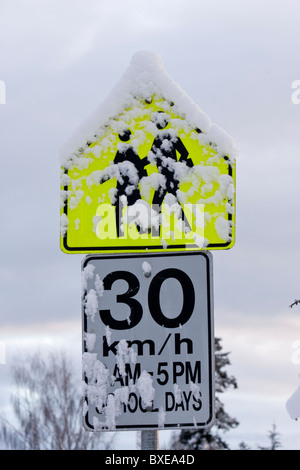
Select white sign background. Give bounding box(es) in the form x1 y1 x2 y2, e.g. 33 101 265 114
82 251 214 431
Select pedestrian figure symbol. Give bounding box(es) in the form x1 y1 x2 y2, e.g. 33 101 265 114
97 113 194 239
110 129 148 237
149 111 194 236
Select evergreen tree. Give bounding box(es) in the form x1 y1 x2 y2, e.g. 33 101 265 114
238 441 251 450
170 337 239 450
258 423 281 450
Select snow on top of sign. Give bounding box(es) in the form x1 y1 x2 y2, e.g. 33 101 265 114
59 51 237 165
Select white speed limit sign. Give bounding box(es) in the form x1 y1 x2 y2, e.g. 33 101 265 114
82 251 214 431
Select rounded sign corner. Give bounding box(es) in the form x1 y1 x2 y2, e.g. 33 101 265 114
60 239 70 255
82 413 95 432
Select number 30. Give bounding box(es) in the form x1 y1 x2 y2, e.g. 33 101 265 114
99 268 195 330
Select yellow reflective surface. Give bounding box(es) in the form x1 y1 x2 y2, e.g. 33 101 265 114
60 96 235 253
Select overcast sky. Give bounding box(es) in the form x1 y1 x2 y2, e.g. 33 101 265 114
1 0 300 449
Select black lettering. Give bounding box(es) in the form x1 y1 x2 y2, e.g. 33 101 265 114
150 404 159 412
139 397 149 413
148 269 195 328
157 362 169 385
103 336 156 358
174 333 193 354
182 390 192 409
165 392 175 411
127 392 138 413
112 363 141 385
185 361 201 384
128 339 155 356
173 361 185 382
99 271 143 330
112 364 125 385
192 394 202 411
175 400 184 411
124 362 141 384
103 336 118 356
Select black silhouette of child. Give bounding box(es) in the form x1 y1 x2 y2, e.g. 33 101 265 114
112 129 148 237
149 112 193 234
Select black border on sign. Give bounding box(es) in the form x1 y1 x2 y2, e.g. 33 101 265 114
82 251 214 432
63 158 233 252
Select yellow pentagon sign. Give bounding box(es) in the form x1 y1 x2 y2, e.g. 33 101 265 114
60 51 237 254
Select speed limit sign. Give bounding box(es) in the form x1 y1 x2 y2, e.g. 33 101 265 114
82 251 214 431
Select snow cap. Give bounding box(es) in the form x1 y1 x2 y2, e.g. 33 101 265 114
130 50 163 69
60 50 237 165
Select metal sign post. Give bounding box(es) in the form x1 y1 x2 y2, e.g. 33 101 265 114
141 430 159 450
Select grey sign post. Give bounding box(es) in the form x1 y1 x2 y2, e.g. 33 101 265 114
81 251 214 440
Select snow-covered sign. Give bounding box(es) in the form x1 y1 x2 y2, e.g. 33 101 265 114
82 251 214 431
60 51 236 254
61 52 236 253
